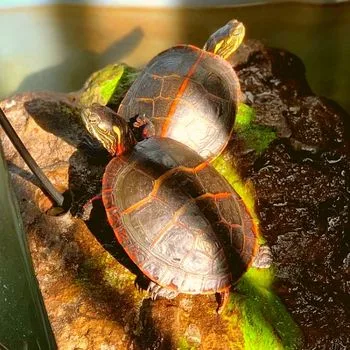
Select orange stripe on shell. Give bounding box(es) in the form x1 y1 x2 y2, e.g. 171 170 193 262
160 49 205 137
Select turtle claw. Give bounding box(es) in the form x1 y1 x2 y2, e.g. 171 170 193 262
132 114 155 139
133 114 148 128
146 282 152 293
134 280 142 292
147 282 164 300
146 281 179 301
149 283 162 300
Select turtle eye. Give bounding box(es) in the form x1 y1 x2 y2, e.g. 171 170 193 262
88 114 100 125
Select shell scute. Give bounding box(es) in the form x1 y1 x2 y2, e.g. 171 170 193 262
160 76 184 98
154 226 194 265
147 46 199 77
125 202 171 245
138 74 163 99
182 250 212 275
157 176 193 212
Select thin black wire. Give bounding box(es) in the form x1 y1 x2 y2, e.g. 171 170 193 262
0 106 64 207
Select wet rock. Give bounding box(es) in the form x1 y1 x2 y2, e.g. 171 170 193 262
225 41 350 349
1 39 349 350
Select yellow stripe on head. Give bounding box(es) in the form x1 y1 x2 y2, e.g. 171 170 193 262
113 125 121 143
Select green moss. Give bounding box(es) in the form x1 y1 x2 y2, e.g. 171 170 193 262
233 268 303 350
107 66 139 109
235 103 255 129
99 72 124 104
224 269 302 350
80 63 138 107
234 104 277 154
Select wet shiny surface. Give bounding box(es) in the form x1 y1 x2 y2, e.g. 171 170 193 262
222 42 350 349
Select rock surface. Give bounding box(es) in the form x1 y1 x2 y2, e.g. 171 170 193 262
227 41 349 349
0 40 349 349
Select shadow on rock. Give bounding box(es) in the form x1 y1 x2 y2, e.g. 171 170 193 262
66 147 178 349
17 27 144 94
23 95 91 149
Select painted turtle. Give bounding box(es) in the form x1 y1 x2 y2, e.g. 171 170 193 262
81 104 272 313
118 19 245 160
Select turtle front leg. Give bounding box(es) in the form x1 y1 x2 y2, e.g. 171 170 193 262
132 114 155 139
251 245 273 268
215 288 230 314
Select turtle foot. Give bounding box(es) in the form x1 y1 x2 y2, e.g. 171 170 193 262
131 114 155 139
252 245 273 268
147 281 178 300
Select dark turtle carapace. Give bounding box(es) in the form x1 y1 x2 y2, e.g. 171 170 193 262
118 19 245 161
81 104 272 313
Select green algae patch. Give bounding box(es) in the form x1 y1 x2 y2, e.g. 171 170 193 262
223 268 302 350
234 104 276 154
235 103 255 129
233 268 303 350
80 63 138 107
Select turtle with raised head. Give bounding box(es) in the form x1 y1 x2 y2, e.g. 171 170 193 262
81 104 272 313
118 19 245 160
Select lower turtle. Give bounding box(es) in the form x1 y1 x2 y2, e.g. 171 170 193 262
81 104 272 313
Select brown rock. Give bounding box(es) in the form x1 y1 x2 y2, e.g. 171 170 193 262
226 40 350 349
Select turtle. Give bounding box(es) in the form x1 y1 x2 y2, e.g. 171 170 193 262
81 104 272 313
117 19 245 161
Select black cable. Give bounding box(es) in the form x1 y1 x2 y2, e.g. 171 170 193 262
0 106 64 207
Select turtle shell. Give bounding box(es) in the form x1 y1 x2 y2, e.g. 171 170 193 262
102 137 257 295
118 45 240 160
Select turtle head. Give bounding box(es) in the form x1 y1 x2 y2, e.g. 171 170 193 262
203 19 245 60
81 104 135 156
